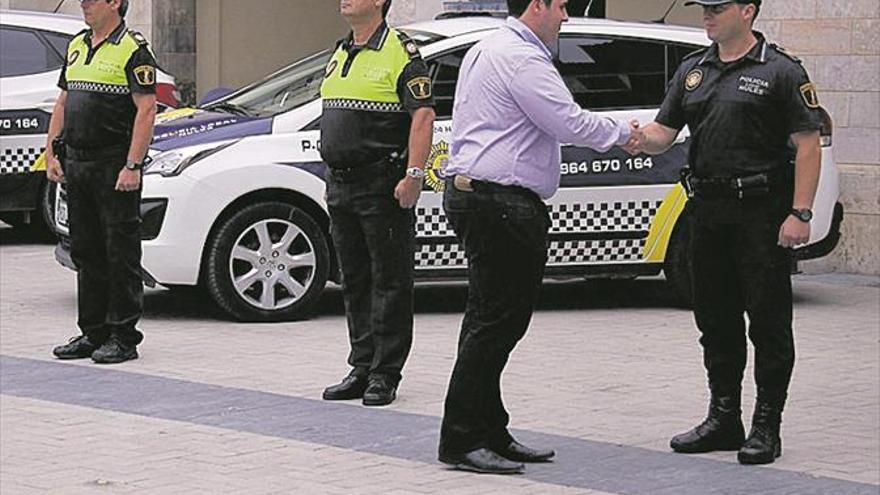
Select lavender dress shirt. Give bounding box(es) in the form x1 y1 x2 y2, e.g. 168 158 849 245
444 17 632 199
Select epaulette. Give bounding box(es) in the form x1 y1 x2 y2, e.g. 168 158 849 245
396 31 422 60
770 43 802 64
73 28 89 40
127 29 150 47
682 46 708 62
334 37 346 50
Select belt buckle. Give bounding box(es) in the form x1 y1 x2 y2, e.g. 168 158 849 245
453 175 474 192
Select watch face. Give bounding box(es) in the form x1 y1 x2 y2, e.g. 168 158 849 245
794 209 813 221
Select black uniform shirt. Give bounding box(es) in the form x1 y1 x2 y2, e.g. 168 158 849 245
58 22 157 150
319 22 434 169
656 31 822 178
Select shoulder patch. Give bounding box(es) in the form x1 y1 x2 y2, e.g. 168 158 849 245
771 43 801 64
127 29 150 47
396 31 422 60
799 82 820 109
133 65 156 86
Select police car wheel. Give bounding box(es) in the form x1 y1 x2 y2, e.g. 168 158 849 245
40 181 57 236
664 211 694 308
205 202 330 322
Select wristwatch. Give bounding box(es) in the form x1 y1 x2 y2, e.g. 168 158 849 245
791 208 813 223
406 167 425 180
125 159 142 171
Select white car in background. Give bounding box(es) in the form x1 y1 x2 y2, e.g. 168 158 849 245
0 10 179 235
54 14 844 322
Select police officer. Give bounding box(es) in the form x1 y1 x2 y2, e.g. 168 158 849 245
319 0 435 406
46 0 157 364
631 0 823 465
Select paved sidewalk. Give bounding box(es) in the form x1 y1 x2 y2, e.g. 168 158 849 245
1 241 879 494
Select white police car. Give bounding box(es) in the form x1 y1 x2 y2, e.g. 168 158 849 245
0 10 179 235
55 14 843 321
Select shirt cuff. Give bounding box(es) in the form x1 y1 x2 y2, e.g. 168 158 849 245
614 119 633 146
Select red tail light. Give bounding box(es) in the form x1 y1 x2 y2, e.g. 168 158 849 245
156 82 181 110
818 106 833 147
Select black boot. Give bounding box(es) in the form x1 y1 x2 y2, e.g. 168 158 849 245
738 399 783 465
670 393 745 453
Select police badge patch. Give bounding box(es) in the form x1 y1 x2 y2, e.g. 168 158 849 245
425 141 449 192
799 82 820 109
133 65 156 86
407 76 432 100
685 69 704 91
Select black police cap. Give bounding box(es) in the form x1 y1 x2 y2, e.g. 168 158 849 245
684 0 762 6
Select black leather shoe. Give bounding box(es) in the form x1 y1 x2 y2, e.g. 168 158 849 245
670 395 745 453
738 401 783 465
492 440 555 463
53 335 99 360
362 378 396 406
322 374 368 400
91 337 138 364
439 448 525 474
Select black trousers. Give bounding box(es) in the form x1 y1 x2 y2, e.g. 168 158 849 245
325 165 414 384
689 195 794 403
438 179 550 456
66 148 143 347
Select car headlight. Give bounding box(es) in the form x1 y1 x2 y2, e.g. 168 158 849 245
144 141 238 177
144 151 185 177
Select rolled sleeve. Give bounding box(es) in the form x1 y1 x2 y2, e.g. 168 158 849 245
510 56 630 152
783 65 822 134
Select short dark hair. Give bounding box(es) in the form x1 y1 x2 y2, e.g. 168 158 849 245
382 0 392 17
507 0 552 17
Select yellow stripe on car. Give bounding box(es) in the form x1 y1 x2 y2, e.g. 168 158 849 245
31 152 47 172
642 184 688 262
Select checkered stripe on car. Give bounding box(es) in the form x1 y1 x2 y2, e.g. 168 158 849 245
415 243 467 268
550 201 660 232
415 205 455 238
547 238 645 264
67 81 131 95
323 98 405 113
1 146 43 175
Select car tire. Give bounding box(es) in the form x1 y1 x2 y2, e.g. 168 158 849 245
40 180 57 237
204 201 330 322
664 209 693 308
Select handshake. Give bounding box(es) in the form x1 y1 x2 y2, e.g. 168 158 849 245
621 119 647 156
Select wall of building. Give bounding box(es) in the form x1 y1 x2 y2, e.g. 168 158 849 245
756 2 879 275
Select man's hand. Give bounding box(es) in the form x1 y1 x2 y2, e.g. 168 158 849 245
115 167 141 192
778 215 810 248
46 154 65 183
394 176 422 209
621 119 644 155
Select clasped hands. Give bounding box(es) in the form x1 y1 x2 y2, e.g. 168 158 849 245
621 119 646 156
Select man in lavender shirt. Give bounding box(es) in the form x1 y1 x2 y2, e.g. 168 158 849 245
437 0 638 475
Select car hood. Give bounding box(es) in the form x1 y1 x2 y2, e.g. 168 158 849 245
151 108 272 152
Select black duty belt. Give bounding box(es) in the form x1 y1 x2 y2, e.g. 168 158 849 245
680 167 791 200
327 159 404 183
66 143 130 161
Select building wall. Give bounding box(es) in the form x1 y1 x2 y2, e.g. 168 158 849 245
195 0 345 99
756 2 879 275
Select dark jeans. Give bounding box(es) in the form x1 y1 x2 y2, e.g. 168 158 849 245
438 179 550 456
325 165 415 384
66 148 143 347
689 196 794 403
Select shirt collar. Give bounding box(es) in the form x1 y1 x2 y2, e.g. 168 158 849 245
699 30 768 66
343 21 390 52
84 21 127 46
504 17 552 60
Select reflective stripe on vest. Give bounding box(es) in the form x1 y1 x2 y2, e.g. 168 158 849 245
65 32 139 94
320 28 410 111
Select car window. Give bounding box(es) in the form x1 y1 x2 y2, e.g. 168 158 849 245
210 50 331 118
39 30 73 58
427 45 473 119
0 27 64 77
557 36 695 111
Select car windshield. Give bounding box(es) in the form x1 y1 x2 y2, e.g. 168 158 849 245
208 50 331 118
